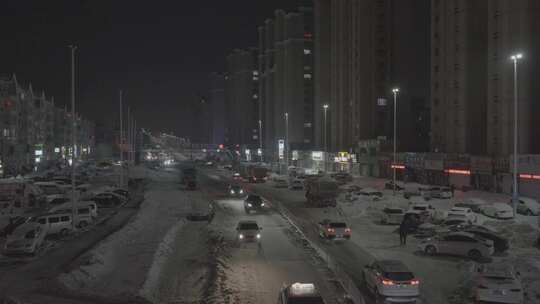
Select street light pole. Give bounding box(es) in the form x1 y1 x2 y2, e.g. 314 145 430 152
323 104 329 172
285 112 289 169
510 53 522 214
258 119 263 162
119 90 124 188
392 88 400 196
69 45 78 229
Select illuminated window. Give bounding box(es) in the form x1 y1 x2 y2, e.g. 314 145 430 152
303 74 312 79
252 76 259 81
253 70 259 76
303 49 312 55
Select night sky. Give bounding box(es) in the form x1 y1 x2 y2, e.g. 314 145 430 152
1 1 299 138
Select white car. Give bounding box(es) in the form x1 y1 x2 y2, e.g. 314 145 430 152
363 260 420 303
381 207 405 225
480 203 514 219
515 197 540 216
418 231 494 260
447 207 477 222
357 188 383 200
278 283 325 304
475 263 523 304
3 223 47 255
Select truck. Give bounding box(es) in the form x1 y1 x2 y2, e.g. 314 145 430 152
304 176 338 207
238 163 268 183
180 166 197 190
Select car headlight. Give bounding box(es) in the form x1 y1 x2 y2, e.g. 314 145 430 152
256 234 261 239
247 203 252 207
261 203 265 207
230 190 235 194
239 189 243 194
239 234 244 239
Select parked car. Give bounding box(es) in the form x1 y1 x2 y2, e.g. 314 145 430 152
278 282 325 304
236 220 262 243
232 172 242 181
431 187 452 199
357 188 383 200
459 226 509 253
454 198 486 213
3 223 47 256
475 263 523 304
408 203 435 221
273 178 288 188
385 181 404 191
318 219 351 240
186 202 215 222
418 232 494 260
289 179 304 190
515 197 540 216
447 207 477 222
363 260 420 303
49 202 96 228
244 194 266 214
90 192 125 208
480 203 514 219
381 207 405 225
0 214 37 237
33 212 74 236
332 172 353 185
403 190 429 200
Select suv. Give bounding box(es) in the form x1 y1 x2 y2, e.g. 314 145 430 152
278 282 325 304
244 194 265 214
318 219 351 240
363 260 420 303
236 220 262 243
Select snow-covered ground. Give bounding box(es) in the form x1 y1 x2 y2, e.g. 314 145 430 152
59 168 197 300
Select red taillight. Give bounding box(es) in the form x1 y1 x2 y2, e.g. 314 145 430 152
327 228 335 233
344 228 351 234
410 279 420 285
381 279 395 286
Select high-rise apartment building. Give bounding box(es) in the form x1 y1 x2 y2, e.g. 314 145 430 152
225 48 259 148
315 0 430 152
431 0 540 156
259 5 315 161
208 72 226 145
430 0 488 154
486 0 540 156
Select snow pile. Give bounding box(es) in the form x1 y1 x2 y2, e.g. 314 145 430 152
140 218 186 301
129 165 149 179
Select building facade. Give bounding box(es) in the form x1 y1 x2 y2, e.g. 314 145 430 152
225 48 259 148
259 5 315 162
315 0 431 153
0 74 94 176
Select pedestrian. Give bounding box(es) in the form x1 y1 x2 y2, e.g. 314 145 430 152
399 220 408 245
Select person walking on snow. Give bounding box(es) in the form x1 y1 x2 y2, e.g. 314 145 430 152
399 220 409 245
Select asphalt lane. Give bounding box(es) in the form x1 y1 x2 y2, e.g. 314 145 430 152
196 169 346 304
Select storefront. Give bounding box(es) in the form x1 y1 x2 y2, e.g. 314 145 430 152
424 154 447 186
470 156 494 191
516 155 540 199
404 153 425 183
445 155 471 190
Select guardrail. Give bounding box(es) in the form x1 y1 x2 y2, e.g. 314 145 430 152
272 199 365 304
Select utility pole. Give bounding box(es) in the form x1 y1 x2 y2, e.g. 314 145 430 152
69 45 78 229
285 112 289 170
323 104 329 172
258 119 263 162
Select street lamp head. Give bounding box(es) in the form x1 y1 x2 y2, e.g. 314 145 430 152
392 88 400 94
284 112 288 118
510 53 523 60
323 104 329 109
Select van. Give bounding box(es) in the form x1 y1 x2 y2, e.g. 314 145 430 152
49 201 98 218
49 202 96 227
33 213 73 236
3 223 47 255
